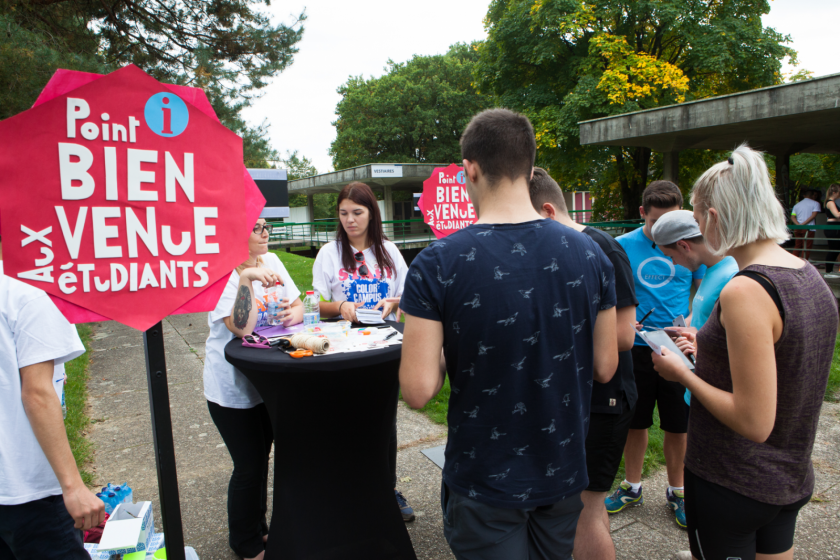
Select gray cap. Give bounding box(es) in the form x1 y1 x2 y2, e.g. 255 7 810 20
651 210 702 247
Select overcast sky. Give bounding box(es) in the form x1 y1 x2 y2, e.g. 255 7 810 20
240 0 840 174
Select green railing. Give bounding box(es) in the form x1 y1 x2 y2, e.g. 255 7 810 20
265 219 436 247
267 216 840 269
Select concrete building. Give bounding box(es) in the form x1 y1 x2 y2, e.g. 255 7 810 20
578 72 840 206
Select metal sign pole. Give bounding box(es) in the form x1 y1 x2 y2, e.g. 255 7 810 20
144 321 186 560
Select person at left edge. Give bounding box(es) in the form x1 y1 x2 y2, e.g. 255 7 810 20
311 181 413 520
204 218 303 560
0 233 106 559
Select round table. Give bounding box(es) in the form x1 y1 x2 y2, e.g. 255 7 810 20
225 322 417 560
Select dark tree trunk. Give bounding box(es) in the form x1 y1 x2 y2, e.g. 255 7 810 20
618 147 651 220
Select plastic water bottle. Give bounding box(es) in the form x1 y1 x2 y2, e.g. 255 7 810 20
303 291 320 328
265 282 283 325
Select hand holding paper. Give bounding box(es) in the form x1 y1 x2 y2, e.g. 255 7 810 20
651 347 692 384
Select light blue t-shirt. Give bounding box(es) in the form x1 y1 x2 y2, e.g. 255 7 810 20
684 255 739 405
691 256 739 331
616 227 705 346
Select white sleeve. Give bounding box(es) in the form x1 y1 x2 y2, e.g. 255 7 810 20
14 294 85 369
312 245 333 302
389 243 408 296
208 271 240 325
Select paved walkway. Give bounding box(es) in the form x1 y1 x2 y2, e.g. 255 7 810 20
86 313 840 559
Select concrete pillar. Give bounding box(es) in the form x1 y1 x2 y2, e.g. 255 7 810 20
775 153 791 210
306 194 315 222
662 151 680 185
383 185 394 222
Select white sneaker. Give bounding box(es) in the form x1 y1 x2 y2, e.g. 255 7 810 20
675 552 692 560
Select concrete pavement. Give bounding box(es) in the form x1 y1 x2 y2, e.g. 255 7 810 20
85 313 840 559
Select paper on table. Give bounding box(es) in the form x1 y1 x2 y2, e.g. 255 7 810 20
355 308 386 325
319 327 402 355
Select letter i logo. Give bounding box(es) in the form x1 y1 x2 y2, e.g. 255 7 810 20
161 97 173 134
144 92 189 137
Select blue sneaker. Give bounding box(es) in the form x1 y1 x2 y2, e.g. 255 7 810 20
395 490 415 522
667 488 687 528
605 481 643 513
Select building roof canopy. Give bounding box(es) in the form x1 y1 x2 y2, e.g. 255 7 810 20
579 73 840 155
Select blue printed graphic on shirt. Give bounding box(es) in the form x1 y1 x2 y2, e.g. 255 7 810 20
342 277 390 309
616 227 705 344
401 220 616 509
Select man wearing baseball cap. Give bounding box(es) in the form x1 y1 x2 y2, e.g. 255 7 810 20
651 209 739 403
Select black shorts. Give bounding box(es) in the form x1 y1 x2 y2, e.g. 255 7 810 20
585 394 635 493
629 346 689 433
685 467 811 559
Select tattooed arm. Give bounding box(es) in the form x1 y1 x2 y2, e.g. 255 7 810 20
224 268 280 337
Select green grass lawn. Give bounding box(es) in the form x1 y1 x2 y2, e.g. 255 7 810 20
272 250 315 295
64 324 95 486
826 333 840 402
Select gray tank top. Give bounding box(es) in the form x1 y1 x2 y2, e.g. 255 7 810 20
684 263 838 505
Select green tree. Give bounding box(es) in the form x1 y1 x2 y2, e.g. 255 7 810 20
284 150 319 208
330 42 492 169
477 0 795 219
1 0 304 164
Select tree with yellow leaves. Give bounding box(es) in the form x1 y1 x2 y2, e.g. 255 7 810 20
477 0 795 219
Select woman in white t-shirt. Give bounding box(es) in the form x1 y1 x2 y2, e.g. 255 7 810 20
203 218 303 560
311 181 414 520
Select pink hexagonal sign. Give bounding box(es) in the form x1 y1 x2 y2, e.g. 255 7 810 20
0 65 265 330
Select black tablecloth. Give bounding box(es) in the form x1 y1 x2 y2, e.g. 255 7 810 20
225 322 417 560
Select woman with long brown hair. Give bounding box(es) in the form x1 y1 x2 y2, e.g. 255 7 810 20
311 182 413 520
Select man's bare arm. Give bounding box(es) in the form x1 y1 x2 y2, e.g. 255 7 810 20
592 307 618 383
616 305 637 352
20 361 105 530
399 313 446 409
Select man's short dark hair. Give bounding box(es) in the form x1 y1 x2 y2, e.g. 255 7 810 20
663 236 704 250
529 167 568 215
642 180 683 213
460 108 536 187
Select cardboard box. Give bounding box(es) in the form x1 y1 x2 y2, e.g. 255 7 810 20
85 533 165 560
96 501 156 555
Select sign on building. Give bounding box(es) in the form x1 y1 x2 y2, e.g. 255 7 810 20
371 164 403 178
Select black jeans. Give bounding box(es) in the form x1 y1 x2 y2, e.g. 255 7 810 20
825 226 840 273
390 412 398 488
208 401 273 559
0 495 88 560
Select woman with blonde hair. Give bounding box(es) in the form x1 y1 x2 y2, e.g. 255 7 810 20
823 183 840 273
652 145 837 560
203 218 304 560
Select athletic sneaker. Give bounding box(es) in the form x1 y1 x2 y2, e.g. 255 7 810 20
605 481 643 513
395 489 415 522
667 488 687 528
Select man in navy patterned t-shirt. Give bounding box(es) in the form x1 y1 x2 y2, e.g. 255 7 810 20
400 109 619 560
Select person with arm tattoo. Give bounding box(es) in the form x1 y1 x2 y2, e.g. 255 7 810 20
202 218 303 560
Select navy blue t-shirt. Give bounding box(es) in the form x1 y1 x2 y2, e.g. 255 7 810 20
401 219 616 508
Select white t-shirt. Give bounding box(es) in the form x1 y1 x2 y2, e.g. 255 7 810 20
203 252 301 409
312 240 407 321
0 262 85 505
792 198 821 228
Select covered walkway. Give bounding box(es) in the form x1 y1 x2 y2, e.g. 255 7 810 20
579 72 840 207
